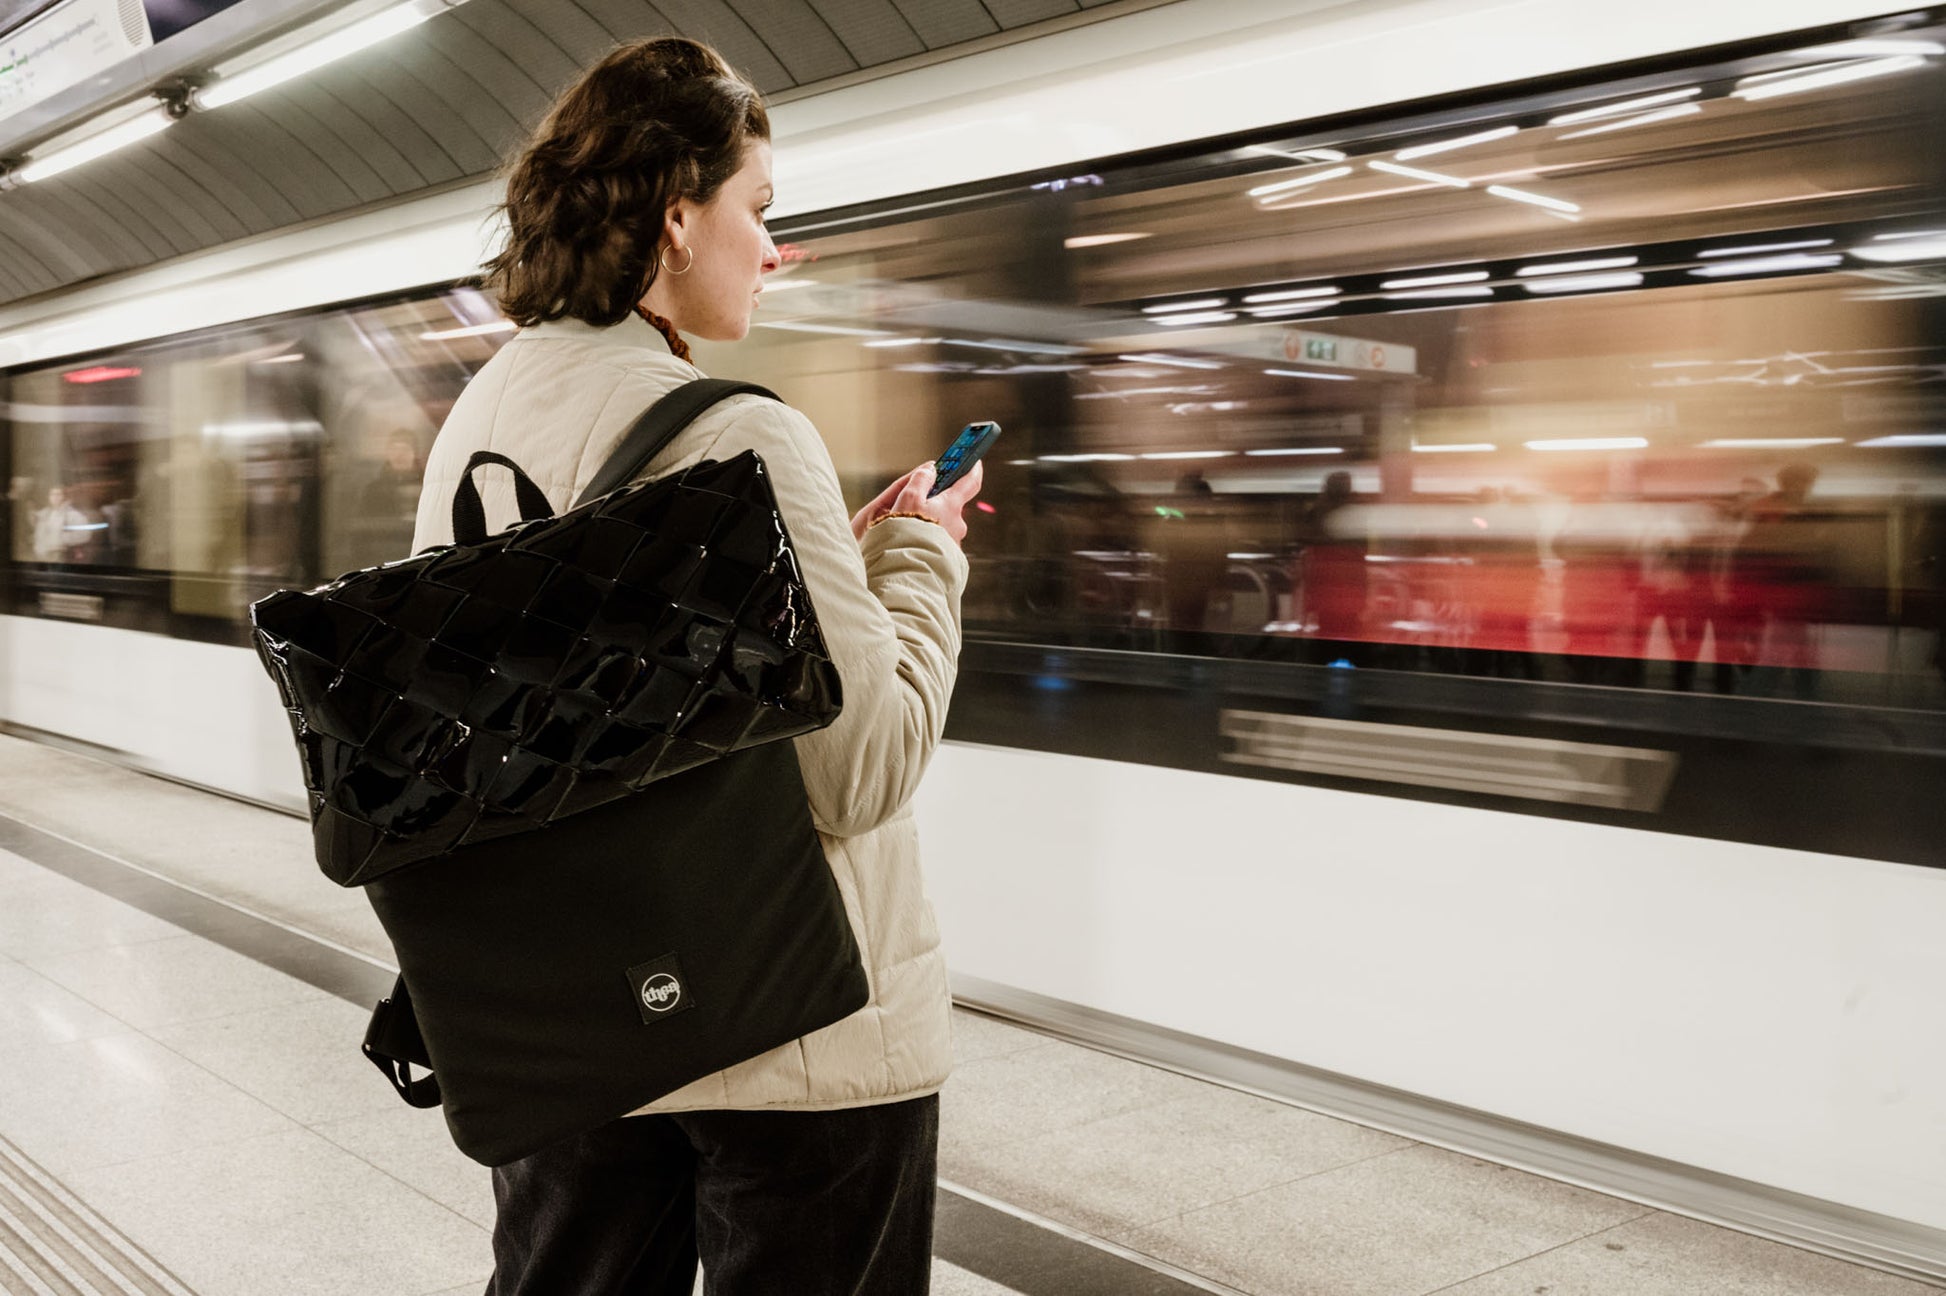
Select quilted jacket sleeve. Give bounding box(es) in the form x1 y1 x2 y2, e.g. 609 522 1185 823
698 401 968 838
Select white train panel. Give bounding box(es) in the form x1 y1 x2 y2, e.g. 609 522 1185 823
917 741 1946 1232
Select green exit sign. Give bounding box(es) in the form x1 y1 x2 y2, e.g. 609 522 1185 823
1304 338 1338 362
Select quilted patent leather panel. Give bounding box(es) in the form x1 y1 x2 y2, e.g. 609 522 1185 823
251 451 841 887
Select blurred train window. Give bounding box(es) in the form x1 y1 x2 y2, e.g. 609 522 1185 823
6 25 1946 713
698 26 1946 710
2 289 512 637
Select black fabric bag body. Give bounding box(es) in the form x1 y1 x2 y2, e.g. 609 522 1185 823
250 379 869 1166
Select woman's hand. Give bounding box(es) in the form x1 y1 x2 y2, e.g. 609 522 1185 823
849 460 985 545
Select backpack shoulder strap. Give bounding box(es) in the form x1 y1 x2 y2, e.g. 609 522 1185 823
574 378 780 508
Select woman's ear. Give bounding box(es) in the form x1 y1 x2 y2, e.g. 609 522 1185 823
662 198 693 251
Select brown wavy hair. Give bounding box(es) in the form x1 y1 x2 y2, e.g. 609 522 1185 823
484 39 769 331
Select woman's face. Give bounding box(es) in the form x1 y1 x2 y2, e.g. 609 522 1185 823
649 139 780 343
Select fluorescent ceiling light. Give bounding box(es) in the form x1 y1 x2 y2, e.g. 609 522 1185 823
758 278 817 291
1856 434 1946 448
1874 229 1946 240
1247 145 1348 163
1557 103 1703 140
754 321 892 337
1699 239 1833 258
1733 60 1855 90
419 319 515 340
1367 160 1471 188
203 419 323 437
1246 446 1345 456
1242 286 1339 303
1143 298 1228 314
1699 438 1845 448
1485 185 1580 215
1248 302 1335 318
1525 437 1649 451
196 2 437 109
1518 257 1638 276
1851 236 1946 263
1547 87 1702 126
1732 55 1927 102
1264 368 1355 381
1384 287 1495 300
1065 233 1151 249
1152 312 1237 326
257 353 307 364
1140 450 1233 460
863 336 940 348
1411 443 1496 453
1247 165 1353 198
1381 271 1489 289
1394 125 1519 160
1690 253 1842 277
15 107 175 183
1119 353 1224 370
1795 39 1944 59
939 337 1085 355
1522 272 1644 294
1039 453 1134 462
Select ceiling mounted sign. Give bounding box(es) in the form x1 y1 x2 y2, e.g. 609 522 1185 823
0 0 151 126
0 0 245 126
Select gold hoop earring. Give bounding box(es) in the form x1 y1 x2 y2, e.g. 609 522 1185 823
659 245 694 276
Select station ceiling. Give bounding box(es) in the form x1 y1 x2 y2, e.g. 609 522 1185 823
0 0 1141 311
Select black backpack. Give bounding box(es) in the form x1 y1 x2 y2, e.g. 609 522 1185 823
251 380 867 1165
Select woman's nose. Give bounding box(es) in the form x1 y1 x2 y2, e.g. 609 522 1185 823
760 233 782 274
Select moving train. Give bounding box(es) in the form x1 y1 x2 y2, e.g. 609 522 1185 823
2 0 1942 1279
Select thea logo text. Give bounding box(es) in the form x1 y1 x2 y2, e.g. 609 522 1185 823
640 973 682 1012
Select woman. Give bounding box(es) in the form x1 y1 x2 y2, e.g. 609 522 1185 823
411 38 983 1295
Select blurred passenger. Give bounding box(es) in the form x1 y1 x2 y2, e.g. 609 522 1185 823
1705 479 1768 693
1458 487 1542 677
1298 470 1369 651
1157 472 1231 640
1552 483 1641 686
353 429 424 564
1911 503 1946 685
1739 462 1829 697
362 430 422 518
8 476 36 562
99 485 140 567
32 486 90 563
1635 505 1710 691
419 39 979 1295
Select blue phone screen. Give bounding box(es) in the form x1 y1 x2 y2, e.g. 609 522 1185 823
930 422 1000 497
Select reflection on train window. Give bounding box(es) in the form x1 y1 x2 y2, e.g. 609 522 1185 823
694 30 1946 710
6 26 1946 711
3 290 512 632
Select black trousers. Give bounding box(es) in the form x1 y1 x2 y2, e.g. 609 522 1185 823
487 1094 939 1296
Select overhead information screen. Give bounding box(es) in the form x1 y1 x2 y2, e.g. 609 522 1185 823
140 0 242 43
0 0 244 127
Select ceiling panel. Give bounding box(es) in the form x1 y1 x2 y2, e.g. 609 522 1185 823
726 0 861 84
981 0 1078 25
805 0 927 65
890 0 996 48
0 0 1160 310
654 0 799 92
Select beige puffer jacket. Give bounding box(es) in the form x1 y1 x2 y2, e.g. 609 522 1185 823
411 313 965 1112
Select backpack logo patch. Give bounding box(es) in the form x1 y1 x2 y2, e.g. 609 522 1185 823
626 955 694 1024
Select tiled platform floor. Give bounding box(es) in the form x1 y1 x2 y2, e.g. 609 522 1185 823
0 733 1936 1296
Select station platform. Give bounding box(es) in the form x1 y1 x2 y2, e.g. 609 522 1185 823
0 732 1932 1296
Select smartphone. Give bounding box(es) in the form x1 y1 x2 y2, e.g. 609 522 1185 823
928 421 1002 497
